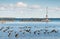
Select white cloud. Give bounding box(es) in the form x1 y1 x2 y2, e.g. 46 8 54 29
29 5 41 9
16 2 27 8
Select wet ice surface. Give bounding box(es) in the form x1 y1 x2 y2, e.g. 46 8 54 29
0 22 60 39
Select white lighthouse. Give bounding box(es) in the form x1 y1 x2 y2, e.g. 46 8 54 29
46 7 48 22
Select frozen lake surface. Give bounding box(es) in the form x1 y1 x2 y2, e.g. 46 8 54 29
0 21 60 39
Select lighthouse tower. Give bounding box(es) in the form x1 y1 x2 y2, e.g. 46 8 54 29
46 7 48 22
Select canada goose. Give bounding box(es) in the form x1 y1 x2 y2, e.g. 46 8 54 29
44 29 50 34
34 31 36 34
23 32 25 34
8 32 11 37
6 26 10 29
50 29 58 33
37 32 40 35
19 30 22 32
44 32 50 34
25 29 31 34
37 31 40 35
2 27 10 32
14 32 19 38
10 30 13 32
0 27 4 31
8 30 13 33
15 33 19 38
7 30 13 36
25 29 30 32
34 30 40 35
3 29 8 32
3 27 10 32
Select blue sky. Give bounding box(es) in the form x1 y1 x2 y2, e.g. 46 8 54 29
0 0 60 7
0 0 60 18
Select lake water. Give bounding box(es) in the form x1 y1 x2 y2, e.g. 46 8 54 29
0 20 60 39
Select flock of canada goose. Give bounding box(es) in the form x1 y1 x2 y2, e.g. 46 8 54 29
0 26 58 38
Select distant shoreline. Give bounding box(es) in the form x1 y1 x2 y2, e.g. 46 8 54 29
0 18 59 22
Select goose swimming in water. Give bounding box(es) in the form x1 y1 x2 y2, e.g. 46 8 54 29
8 32 11 37
15 32 19 38
50 29 58 33
0 27 4 31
